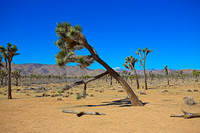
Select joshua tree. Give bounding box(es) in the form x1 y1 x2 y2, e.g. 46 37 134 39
0 43 19 99
0 70 6 85
54 22 142 106
11 69 21 86
123 56 140 89
165 65 169 85
192 70 200 82
136 48 153 90
129 75 134 84
149 71 155 84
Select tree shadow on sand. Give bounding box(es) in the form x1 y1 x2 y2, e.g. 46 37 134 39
75 98 148 108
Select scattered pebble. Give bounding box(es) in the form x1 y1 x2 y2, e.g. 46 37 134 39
138 90 146 95
118 90 124 92
194 89 198 92
57 98 62 101
187 89 192 92
161 90 168 93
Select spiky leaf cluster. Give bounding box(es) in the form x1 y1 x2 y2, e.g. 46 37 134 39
0 43 19 62
55 22 94 68
135 47 153 66
165 65 168 75
123 56 138 70
192 70 200 78
11 69 21 79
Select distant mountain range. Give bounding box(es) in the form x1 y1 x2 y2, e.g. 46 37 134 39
0 63 196 77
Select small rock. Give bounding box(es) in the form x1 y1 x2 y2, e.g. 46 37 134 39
90 94 94 97
187 89 192 92
3 93 7 95
35 95 42 97
16 89 21 91
57 98 62 101
161 90 168 93
26 93 30 96
183 96 195 106
110 88 115 90
118 90 124 92
194 89 198 92
63 94 69 97
95 90 99 92
138 90 146 95
99 90 103 93
51 94 57 97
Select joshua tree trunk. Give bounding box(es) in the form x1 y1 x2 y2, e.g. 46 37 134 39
110 76 112 86
81 40 143 106
83 83 86 97
8 61 12 99
143 63 148 90
133 68 139 89
16 77 18 86
167 76 169 85
0 78 3 85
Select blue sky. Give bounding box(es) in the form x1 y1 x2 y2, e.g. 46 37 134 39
0 0 200 70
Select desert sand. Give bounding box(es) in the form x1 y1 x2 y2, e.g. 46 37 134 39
0 78 200 133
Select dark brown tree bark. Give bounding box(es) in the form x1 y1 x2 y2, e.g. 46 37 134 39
8 61 12 99
80 37 143 106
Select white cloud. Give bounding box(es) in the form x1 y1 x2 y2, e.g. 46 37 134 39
112 67 121 70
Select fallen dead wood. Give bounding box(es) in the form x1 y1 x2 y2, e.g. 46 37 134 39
170 109 200 119
62 109 105 117
61 71 109 92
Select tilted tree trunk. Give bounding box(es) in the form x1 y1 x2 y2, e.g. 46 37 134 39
81 38 143 106
133 68 139 89
8 61 12 99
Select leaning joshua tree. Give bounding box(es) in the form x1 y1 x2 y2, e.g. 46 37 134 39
0 43 19 99
54 22 142 106
165 65 169 85
123 56 140 89
136 48 153 90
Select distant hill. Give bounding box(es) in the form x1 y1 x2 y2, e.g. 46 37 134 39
5 63 105 77
0 63 196 77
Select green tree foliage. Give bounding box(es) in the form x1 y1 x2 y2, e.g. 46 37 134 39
123 56 140 89
192 70 200 82
54 22 142 106
0 43 19 99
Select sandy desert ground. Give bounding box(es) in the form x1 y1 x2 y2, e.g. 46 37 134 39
0 78 200 133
